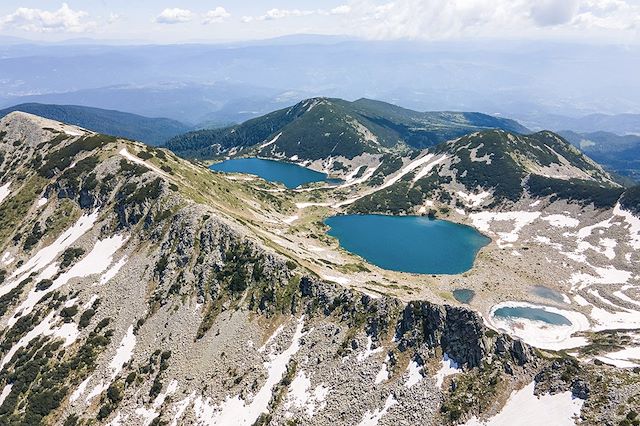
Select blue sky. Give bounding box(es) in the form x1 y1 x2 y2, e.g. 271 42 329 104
0 1 639 43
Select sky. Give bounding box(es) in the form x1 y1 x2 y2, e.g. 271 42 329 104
0 0 639 44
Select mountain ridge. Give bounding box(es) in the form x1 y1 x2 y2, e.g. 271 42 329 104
164 97 528 163
0 103 192 146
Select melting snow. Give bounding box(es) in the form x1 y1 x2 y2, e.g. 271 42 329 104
470 211 541 248
8 233 128 326
284 370 329 417
434 354 461 388
195 316 306 425
374 356 390 384
404 360 423 388
465 382 583 426
70 376 92 402
0 182 10 205
0 384 13 406
488 302 589 351
357 394 397 426
110 325 136 379
541 214 579 228
98 256 128 285
356 336 382 362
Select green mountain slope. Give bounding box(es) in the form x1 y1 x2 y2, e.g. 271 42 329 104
164 97 528 161
0 103 191 146
349 130 623 214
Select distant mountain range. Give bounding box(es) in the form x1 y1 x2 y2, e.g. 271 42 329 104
2 39 639 122
165 97 528 160
0 83 307 127
0 103 191 146
521 113 640 135
559 130 640 182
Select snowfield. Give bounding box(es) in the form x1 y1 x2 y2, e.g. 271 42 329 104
465 382 583 426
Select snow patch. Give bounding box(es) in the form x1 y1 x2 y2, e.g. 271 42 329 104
322 275 350 285
457 191 491 207
9 233 128 326
470 211 540 248
283 215 299 225
465 382 583 426
374 356 390 384
0 182 10 205
404 360 423 388
0 384 13 406
70 376 92 402
284 370 329 417
357 394 397 426
110 325 136 379
356 336 382 362
541 214 579 228
614 203 640 249
98 256 128 285
119 147 171 179
434 354 461 388
259 132 282 149
195 316 306 425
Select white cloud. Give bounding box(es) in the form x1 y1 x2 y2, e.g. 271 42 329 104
530 0 580 26
0 2 94 33
263 9 315 20
242 5 353 23
155 8 193 24
107 13 121 25
345 0 640 40
331 5 353 15
203 7 231 24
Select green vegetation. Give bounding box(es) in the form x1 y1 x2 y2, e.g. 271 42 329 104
60 247 85 269
165 98 527 160
620 185 640 215
39 135 114 178
0 319 113 424
527 175 623 209
0 175 48 245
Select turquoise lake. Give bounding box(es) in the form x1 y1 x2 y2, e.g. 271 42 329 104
493 306 572 326
324 215 491 275
210 158 332 189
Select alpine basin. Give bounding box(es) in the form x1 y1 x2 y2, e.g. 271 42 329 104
324 214 490 275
